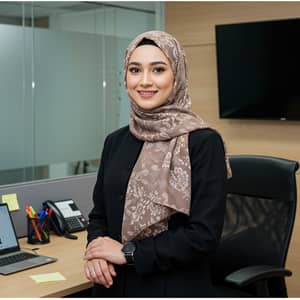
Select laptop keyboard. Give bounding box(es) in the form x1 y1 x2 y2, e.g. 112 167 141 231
0 252 36 267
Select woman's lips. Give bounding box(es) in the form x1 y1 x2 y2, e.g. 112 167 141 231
138 90 158 99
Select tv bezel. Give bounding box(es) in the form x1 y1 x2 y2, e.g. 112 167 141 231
215 18 300 121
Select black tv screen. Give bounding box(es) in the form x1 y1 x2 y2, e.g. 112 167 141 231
215 18 300 120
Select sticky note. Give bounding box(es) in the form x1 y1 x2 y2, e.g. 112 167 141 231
30 272 66 283
1 193 20 211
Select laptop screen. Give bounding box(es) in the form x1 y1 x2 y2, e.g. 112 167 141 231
0 204 19 253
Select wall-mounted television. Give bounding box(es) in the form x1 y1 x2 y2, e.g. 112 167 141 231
215 18 300 120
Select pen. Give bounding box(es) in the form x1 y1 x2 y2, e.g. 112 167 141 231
39 210 49 240
48 208 53 217
25 205 42 241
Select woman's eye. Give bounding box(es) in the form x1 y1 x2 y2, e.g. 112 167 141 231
153 67 165 73
128 67 140 74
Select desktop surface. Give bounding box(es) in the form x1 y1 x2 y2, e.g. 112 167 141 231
1 231 92 297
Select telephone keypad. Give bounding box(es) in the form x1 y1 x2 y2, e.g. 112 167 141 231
66 217 84 232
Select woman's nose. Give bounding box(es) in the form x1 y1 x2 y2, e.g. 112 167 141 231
140 72 152 86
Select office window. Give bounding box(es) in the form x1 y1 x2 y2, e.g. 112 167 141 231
0 1 164 185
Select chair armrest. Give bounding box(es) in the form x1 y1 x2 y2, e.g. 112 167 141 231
225 265 292 287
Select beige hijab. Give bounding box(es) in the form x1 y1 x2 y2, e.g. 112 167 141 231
121 31 231 243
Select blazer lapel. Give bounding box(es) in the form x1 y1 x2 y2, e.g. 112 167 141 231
108 129 143 241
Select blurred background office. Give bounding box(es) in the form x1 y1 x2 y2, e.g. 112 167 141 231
0 1 164 185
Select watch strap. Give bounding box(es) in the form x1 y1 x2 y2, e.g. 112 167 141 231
121 241 136 266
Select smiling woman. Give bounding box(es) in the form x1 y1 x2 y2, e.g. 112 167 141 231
84 30 232 297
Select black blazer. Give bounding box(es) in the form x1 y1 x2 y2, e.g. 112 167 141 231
87 126 227 297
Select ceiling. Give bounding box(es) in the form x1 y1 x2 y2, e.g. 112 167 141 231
0 1 156 18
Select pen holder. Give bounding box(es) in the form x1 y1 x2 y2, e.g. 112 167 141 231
27 215 50 244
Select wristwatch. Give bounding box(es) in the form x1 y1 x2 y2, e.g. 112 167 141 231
121 241 136 265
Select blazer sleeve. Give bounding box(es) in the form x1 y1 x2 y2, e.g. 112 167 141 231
87 136 110 243
133 130 227 276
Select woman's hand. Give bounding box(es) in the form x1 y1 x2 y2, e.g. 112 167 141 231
85 236 126 265
84 258 116 288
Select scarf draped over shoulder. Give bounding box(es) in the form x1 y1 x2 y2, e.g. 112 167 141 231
121 31 231 243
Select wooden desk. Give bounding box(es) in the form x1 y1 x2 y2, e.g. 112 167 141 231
1 231 93 297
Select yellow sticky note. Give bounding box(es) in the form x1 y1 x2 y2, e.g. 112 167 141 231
30 272 66 283
1 193 20 211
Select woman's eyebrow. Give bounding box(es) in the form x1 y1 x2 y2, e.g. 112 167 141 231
128 61 168 66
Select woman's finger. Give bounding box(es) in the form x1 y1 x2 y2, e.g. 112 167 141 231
108 263 117 277
84 261 92 281
99 259 113 287
92 259 109 287
86 259 106 286
85 260 98 283
84 248 98 259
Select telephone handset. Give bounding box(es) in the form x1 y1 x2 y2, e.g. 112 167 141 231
43 199 88 240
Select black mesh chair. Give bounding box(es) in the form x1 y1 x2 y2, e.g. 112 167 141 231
212 155 299 297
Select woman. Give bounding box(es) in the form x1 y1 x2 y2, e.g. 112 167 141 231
84 31 231 297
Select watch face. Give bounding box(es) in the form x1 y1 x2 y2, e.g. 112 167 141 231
122 241 135 253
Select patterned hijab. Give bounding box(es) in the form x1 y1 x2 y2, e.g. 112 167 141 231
121 31 231 243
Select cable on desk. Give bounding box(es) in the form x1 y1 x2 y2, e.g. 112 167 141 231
22 247 40 255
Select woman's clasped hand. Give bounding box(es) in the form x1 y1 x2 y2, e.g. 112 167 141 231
84 236 125 288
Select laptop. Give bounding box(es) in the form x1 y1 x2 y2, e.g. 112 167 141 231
0 203 57 275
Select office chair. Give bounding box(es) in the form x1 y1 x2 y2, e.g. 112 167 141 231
211 155 299 297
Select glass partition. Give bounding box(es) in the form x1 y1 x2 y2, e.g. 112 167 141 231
0 1 164 185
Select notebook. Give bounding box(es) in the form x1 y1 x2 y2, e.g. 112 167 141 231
0 203 57 275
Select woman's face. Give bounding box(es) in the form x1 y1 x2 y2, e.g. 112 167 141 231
126 45 174 111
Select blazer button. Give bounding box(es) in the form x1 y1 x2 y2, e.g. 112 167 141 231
120 194 124 199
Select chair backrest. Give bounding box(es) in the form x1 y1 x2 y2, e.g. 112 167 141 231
211 155 299 288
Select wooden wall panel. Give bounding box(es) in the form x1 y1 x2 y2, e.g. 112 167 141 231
167 2 300 45
166 2 300 296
